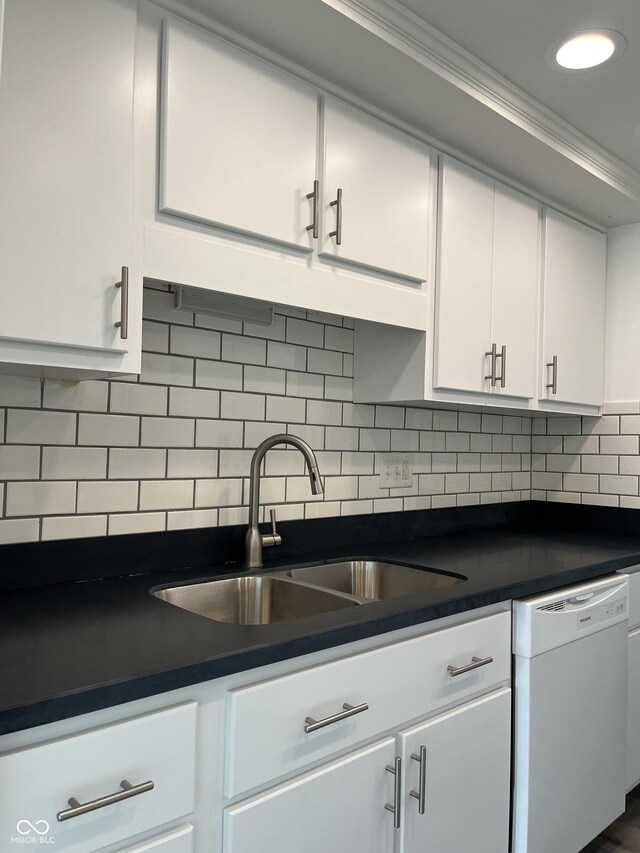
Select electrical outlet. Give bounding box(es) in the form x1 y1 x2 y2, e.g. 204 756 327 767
379 453 413 488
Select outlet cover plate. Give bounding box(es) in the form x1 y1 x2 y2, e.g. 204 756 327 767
379 453 413 488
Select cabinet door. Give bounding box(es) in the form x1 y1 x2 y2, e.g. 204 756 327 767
161 19 318 251
118 824 193 852
223 738 396 853
490 183 539 399
434 156 494 393
399 689 511 853
0 0 135 355
541 210 606 406
321 98 430 282
628 628 640 791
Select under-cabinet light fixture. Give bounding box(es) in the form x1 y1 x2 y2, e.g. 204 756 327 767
173 285 275 326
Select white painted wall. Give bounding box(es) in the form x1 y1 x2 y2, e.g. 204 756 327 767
606 224 640 402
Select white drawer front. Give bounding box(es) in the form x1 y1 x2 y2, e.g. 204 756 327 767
117 823 194 852
627 568 640 630
225 612 510 797
0 703 197 853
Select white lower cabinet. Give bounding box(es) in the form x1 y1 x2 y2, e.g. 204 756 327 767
222 610 511 853
0 606 511 853
628 628 640 791
626 569 640 791
0 704 196 853
223 688 511 853
223 738 396 853
399 689 511 853
118 824 194 852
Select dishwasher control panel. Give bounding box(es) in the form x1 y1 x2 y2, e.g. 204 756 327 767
577 598 626 631
513 574 629 657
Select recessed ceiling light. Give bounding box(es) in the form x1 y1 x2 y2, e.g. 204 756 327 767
545 30 626 72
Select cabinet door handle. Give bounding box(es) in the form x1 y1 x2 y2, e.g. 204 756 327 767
57 779 154 822
447 655 494 677
385 755 402 829
485 343 497 386
495 345 507 388
304 701 368 733
115 266 129 340
306 179 319 239
329 188 343 245
410 745 427 814
546 355 558 394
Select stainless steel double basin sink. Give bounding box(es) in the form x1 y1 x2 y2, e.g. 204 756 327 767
151 560 464 626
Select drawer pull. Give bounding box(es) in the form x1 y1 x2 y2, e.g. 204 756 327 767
304 701 369 733
57 779 154 822
447 655 494 677
385 756 402 829
410 745 427 814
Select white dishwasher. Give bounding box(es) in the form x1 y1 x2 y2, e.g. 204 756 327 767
512 574 629 853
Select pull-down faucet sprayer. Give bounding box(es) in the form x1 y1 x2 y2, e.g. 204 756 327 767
244 433 324 568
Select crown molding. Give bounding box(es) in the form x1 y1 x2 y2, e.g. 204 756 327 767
320 0 640 202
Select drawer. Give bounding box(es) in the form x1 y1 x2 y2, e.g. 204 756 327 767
0 703 197 853
225 611 510 797
626 568 640 630
117 824 194 852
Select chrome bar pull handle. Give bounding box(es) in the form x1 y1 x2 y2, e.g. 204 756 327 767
115 266 129 340
329 188 343 245
304 701 368 733
57 779 154 822
410 746 427 815
495 344 507 388
261 508 282 549
306 179 319 239
447 655 494 678
485 343 497 386
385 756 402 829
546 355 558 394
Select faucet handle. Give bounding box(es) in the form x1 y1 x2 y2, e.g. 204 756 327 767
261 508 282 550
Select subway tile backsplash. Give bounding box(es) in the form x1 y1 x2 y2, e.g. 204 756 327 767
0 284 532 544
532 402 640 508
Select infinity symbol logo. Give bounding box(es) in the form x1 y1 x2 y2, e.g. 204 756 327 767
16 820 50 835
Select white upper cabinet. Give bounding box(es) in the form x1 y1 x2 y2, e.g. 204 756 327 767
541 210 606 407
434 158 494 394
160 18 318 251
491 183 539 399
321 98 431 282
0 0 139 374
434 156 539 399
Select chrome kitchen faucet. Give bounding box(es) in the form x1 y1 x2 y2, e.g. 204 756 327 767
244 433 324 568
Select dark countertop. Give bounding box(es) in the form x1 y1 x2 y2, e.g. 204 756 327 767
2 501 640 736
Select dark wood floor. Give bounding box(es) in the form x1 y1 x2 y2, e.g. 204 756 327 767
580 787 640 852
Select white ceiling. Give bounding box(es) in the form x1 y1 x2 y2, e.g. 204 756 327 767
399 0 640 172
176 0 640 226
